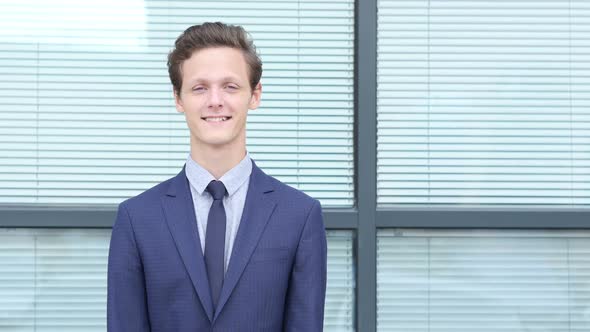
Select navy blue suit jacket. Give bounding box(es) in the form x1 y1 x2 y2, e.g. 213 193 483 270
107 161 327 331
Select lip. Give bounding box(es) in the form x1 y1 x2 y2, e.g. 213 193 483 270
201 116 232 120
201 116 232 124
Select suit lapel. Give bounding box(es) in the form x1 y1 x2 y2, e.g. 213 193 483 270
161 168 214 322
213 162 277 321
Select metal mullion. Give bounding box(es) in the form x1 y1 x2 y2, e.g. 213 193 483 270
324 209 358 229
356 0 378 330
0 207 117 228
376 208 590 229
0 207 358 229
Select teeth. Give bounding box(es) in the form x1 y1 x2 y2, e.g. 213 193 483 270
205 117 228 122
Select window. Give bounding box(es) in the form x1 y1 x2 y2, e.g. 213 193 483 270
0 229 355 331
376 1 590 330
0 0 356 330
377 0 589 206
377 229 590 331
0 0 355 207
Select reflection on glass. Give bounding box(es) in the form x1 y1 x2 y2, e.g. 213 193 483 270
0 228 356 331
377 229 590 332
0 1 147 49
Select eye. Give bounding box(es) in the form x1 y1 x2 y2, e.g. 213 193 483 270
225 84 239 90
192 86 206 92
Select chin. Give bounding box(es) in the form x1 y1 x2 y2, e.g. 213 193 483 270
192 130 243 149
200 137 236 148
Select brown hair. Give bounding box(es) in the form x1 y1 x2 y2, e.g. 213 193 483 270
167 22 262 96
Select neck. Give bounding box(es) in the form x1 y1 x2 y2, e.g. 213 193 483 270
190 140 246 179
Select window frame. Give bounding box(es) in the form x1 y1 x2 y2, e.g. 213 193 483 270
1 1 589 332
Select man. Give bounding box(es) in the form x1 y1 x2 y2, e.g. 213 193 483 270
107 22 327 331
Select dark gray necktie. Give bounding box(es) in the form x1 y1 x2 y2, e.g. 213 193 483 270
205 180 227 309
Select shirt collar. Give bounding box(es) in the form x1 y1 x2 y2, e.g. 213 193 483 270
185 153 252 197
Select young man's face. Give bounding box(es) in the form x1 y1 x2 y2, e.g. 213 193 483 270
174 47 261 152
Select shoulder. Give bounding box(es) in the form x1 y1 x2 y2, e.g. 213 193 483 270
268 175 318 206
258 170 322 223
252 160 320 210
260 171 325 243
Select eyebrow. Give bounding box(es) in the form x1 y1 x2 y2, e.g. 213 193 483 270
187 76 242 86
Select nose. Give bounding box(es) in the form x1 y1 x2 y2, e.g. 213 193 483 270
207 88 223 109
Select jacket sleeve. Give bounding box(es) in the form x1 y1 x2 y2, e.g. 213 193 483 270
283 199 328 332
107 203 151 332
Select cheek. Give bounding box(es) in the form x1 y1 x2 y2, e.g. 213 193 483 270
185 112 199 123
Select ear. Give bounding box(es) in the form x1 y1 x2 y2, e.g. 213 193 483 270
248 82 262 110
174 90 185 113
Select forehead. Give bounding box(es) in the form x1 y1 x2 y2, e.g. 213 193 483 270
181 47 250 83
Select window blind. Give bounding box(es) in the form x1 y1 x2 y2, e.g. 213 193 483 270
0 228 109 332
377 0 590 206
0 0 355 207
377 228 590 332
0 229 355 331
325 230 356 332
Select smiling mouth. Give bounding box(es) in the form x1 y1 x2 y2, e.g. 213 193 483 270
201 116 232 122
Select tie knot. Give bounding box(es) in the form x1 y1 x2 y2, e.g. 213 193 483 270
206 180 226 200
